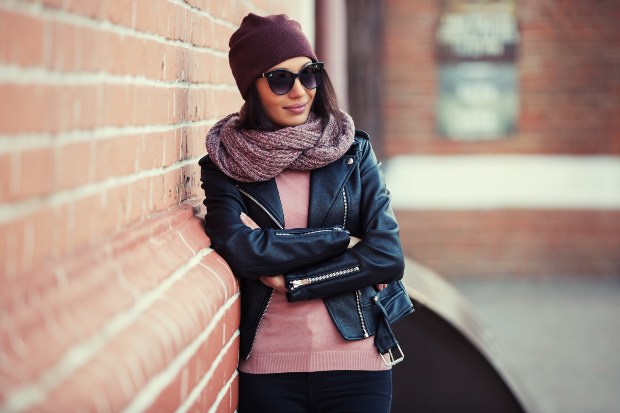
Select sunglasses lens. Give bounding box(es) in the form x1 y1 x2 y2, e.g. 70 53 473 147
267 71 295 95
299 64 323 90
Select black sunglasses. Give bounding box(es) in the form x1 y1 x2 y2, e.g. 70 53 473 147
258 62 324 95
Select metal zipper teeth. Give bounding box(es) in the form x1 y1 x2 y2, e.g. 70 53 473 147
236 187 280 359
355 290 370 338
246 289 275 360
343 185 367 337
342 187 348 228
290 266 360 290
236 187 284 229
275 228 341 236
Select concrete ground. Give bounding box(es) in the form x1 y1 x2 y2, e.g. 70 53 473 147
451 276 620 413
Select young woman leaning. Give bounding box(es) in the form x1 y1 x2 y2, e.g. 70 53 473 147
199 13 414 413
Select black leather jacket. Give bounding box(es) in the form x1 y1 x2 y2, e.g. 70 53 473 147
199 131 412 361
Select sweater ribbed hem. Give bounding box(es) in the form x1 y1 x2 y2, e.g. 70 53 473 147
238 350 389 374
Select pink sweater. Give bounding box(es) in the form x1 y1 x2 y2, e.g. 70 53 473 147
238 169 387 374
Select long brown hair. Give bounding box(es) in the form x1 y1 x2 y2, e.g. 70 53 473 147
238 70 344 133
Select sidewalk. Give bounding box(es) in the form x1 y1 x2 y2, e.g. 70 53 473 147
451 276 620 413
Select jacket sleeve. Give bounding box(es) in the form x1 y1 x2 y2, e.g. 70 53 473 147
284 140 405 301
199 156 351 280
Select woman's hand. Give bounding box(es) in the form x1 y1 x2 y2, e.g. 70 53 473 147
240 212 260 230
348 235 361 249
375 283 388 292
259 275 287 292
240 213 288 292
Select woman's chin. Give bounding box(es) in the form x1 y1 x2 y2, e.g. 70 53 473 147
275 112 311 128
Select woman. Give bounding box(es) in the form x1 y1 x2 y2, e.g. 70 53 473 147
199 13 413 413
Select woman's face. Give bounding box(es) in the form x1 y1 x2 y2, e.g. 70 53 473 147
256 56 316 128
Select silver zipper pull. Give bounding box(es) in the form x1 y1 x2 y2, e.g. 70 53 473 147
290 278 311 290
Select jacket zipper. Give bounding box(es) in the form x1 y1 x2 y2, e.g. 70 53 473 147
275 228 344 236
237 186 281 360
289 266 360 290
342 187 348 228
355 290 370 338
237 186 284 229
344 187 369 337
246 289 274 360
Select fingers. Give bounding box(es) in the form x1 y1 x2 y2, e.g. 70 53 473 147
259 275 287 292
375 283 388 291
348 236 362 249
240 212 260 230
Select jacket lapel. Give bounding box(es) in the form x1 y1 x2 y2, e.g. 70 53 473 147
237 179 285 228
308 151 359 228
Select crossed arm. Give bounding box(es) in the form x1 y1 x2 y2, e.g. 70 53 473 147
239 212 386 293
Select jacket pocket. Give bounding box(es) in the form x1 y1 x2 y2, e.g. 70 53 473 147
354 281 414 339
323 280 414 341
363 280 414 326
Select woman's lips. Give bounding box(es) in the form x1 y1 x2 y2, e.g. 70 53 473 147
283 103 307 114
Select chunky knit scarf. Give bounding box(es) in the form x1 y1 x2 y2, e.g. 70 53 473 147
205 109 355 182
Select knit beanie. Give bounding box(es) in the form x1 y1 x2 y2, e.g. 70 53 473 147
228 13 318 100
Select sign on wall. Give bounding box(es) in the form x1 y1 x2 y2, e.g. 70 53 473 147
435 0 519 140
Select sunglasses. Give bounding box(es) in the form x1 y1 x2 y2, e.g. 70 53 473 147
258 62 324 95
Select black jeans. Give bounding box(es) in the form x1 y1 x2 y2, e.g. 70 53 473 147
238 370 392 413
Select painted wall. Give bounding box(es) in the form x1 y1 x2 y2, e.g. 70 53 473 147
0 1 313 411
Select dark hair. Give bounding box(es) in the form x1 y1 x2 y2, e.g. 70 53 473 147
238 70 344 133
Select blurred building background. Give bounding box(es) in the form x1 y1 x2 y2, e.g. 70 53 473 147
355 1 620 412
349 0 620 280
0 0 619 412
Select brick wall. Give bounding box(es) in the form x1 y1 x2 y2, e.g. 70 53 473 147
382 0 620 279
0 1 307 411
396 209 620 278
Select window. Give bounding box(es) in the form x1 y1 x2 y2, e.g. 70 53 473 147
435 0 519 140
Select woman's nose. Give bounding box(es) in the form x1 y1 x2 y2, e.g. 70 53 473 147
288 78 306 97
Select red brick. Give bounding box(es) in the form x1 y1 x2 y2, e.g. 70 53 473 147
0 10 44 67
48 204 70 258
46 20 80 72
15 147 55 201
0 84 106 134
0 84 37 134
39 0 65 8
101 84 135 127
133 0 168 36
139 131 166 170
186 124 210 159
185 0 208 12
55 141 92 191
151 174 167 211
0 218 25 279
97 185 124 236
94 134 141 181
182 164 200 199
25 205 56 271
163 129 182 166
67 0 105 18
99 0 136 28
0 153 12 203
70 194 100 248
127 178 150 224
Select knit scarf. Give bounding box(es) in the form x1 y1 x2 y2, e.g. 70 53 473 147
205 109 355 182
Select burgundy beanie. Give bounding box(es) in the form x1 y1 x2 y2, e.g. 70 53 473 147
228 13 318 100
